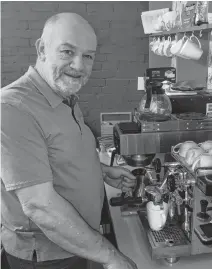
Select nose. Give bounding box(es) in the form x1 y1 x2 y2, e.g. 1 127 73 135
70 55 84 72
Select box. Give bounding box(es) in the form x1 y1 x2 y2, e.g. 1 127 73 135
100 112 132 136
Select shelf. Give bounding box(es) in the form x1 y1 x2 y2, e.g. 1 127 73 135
150 24 212 37
169 92 212 99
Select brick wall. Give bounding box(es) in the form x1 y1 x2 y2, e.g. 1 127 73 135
1 1 149 136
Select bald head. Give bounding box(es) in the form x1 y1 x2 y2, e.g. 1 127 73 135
41 13 97 50
35 12 96 98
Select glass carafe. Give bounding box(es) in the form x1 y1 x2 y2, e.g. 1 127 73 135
138 81 172 121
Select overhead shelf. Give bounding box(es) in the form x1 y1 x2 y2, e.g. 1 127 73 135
149 24 212 37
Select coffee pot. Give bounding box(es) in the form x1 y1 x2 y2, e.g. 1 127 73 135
138 79 172 122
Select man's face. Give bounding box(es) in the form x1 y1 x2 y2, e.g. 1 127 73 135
43 24 96 98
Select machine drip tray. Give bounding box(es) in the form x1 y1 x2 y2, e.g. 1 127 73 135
148 223 188 248
137 212 191 260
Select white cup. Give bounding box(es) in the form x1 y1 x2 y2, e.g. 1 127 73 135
192 153 212 175
179 34 203 61
163 36 172 56
152 37 160 54
149 38 156 51
198 141 212 152
185 147 205 166
173 141 198 158
208 148 212 155
157 37 166 56
166 37 177 57
170 36 187 56
146 201 168 231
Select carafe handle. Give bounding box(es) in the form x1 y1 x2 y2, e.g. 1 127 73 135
144 83 152 109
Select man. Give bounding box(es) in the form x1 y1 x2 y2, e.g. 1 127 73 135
1 13 138 269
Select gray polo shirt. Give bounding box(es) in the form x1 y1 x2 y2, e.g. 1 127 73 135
1 66 105 261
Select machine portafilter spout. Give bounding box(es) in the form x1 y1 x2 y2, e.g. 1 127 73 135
159 162 180 191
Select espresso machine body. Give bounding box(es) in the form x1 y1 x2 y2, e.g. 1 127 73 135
110 68 212 264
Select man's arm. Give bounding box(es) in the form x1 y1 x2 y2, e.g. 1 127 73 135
15 181 126 267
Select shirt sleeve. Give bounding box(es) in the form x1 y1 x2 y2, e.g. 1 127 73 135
1 103 53 191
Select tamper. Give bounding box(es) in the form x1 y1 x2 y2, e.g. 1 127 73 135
196 199 211 222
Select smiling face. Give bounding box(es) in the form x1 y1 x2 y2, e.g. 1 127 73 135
38 14 97 98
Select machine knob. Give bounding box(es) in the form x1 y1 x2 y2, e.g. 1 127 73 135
156 173 160 182
197 199 211 222
200 199 208 213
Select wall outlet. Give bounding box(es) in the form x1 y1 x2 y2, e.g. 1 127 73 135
137 77 145 91
206 103 212 117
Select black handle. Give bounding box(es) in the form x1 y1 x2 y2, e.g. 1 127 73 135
200 199 208 213
110 196 125 207
109 196 143 207
144 84 152 109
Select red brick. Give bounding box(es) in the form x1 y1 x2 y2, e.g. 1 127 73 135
87 3 113 14
113 2 140 13
99 45 114 54
106 79 129 87
101 62 117 71
17 47 37 55
58 2 86 13
1 20 28 30
28 21 45 30
16 11 54 21
110 21 135 29
106 50 138 61
2 55 29 64
2 29 41 39
29 2 59 11
85 79 106 87
94 54 107 62
101 86 128 95
2 38 29 47
91 70 115 79
92 62 102 71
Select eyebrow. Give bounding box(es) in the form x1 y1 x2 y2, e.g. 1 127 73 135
60 43 96 53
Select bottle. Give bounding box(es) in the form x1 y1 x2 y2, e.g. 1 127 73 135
194 1 209 26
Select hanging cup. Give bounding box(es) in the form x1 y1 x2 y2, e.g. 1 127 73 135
179 34 203 60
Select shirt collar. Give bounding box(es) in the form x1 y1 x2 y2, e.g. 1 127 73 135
26 66 64 108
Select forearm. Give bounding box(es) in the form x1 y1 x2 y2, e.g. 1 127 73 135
25 191 119 265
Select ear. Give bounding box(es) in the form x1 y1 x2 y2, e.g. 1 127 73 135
35 38 46 61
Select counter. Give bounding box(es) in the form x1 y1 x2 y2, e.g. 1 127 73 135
99 152 212 269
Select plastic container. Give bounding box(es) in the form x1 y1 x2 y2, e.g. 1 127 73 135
141 8 169 34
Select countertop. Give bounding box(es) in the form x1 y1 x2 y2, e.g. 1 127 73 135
99 151 212 269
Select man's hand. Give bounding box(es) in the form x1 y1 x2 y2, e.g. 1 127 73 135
103 251 138 269
102 165 136 192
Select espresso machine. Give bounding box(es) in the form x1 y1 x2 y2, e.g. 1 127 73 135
109 67 212 264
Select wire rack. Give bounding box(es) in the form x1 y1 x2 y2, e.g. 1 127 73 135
171 147 212 181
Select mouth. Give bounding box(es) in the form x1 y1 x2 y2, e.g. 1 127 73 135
64 73 82 79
